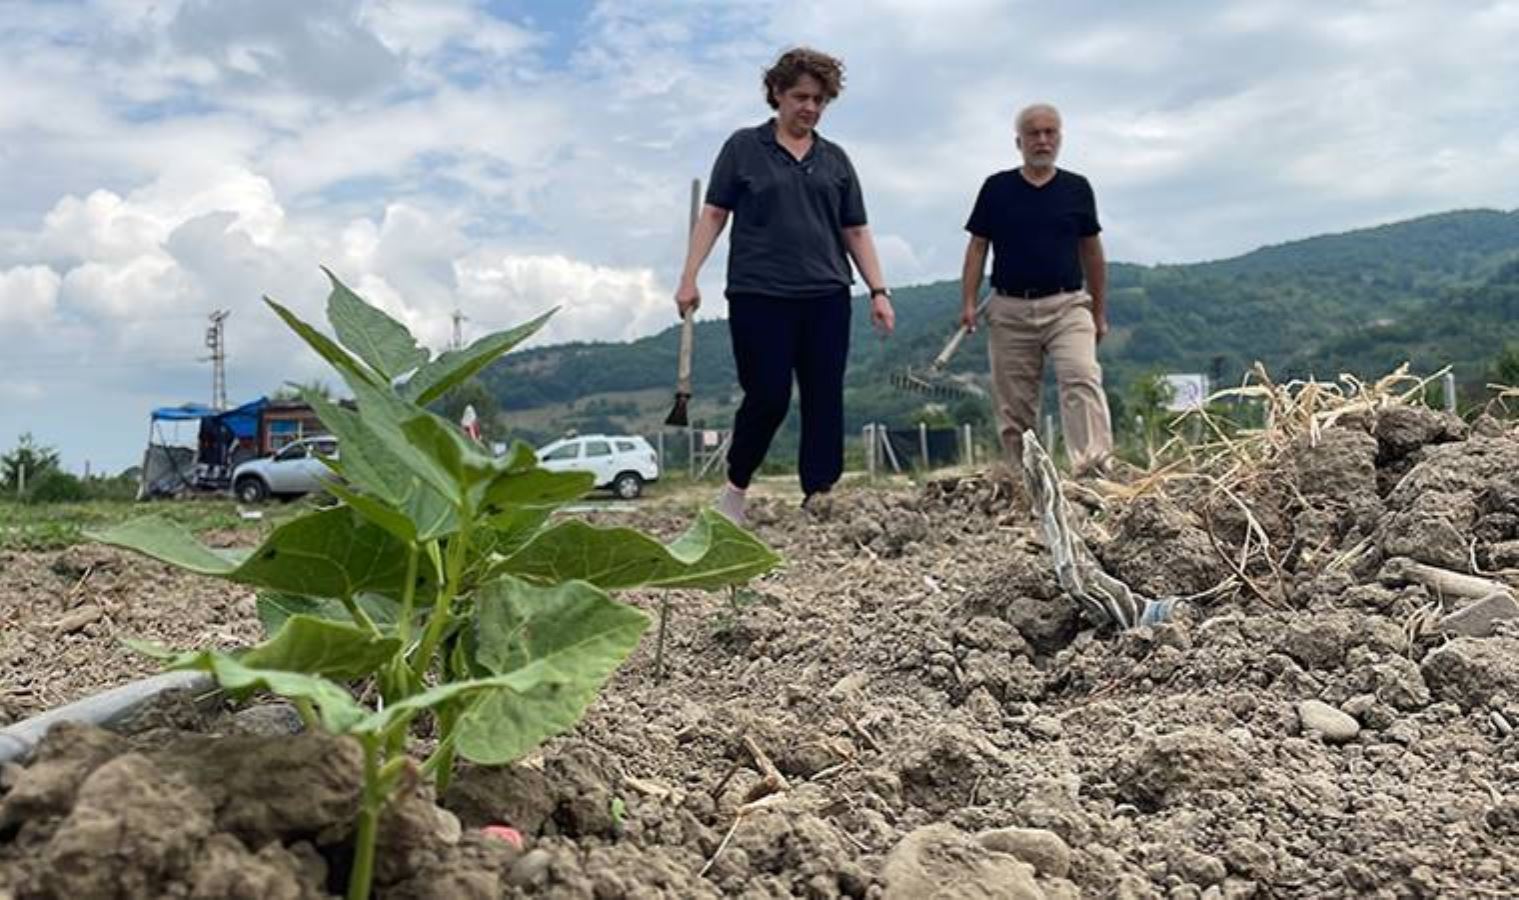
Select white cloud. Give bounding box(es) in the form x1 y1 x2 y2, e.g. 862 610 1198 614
0 266 62 327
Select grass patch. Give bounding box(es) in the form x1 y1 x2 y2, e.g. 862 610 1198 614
0 499 277 552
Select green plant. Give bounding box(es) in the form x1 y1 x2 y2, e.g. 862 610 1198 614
23 469 88 504
2 432 60 493
90 270 780 899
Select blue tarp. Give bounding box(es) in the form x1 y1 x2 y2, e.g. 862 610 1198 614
150 397 267 439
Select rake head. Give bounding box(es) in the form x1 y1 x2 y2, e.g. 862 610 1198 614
890 367 985 401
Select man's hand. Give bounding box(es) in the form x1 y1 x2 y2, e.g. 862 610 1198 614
675 279 700 318
871 294 896 336
960 301 980 333
1093 309 1109 343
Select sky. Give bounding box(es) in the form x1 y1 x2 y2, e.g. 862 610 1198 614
3 0 1518 474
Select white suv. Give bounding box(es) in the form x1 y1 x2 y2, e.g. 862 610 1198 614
231 436 339 503
535 434 659 499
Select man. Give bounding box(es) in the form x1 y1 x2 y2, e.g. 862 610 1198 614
675 47 895 526
959 102 1114 476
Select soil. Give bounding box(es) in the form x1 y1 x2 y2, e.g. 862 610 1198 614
3 404 1519 898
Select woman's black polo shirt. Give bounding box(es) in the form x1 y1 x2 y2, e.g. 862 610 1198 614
706 119 867 298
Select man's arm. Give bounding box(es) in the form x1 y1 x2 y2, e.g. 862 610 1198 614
960 235 989 331
844 224 895 335
1079 234 1108 342
674 204 730 316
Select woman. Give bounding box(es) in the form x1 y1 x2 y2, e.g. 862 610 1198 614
675 46 895 526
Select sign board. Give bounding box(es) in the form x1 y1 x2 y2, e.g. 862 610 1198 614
702 429 722 449
1162 374 1210 412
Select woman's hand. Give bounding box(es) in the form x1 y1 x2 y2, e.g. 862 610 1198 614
871 293 895 336
675 279 701 318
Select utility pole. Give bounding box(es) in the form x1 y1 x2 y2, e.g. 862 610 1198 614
451 308 468 350
204 309 230 410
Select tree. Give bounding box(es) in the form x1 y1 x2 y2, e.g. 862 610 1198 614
1490 342 1519 387
2 433 61 493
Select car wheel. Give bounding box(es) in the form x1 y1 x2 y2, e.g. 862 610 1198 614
612 471 643 500
235 477 269 504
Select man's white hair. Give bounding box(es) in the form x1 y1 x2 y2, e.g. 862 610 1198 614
1015 103 1061 133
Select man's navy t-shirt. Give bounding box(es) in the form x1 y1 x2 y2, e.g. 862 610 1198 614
965 169 1100 294
706 120 866 298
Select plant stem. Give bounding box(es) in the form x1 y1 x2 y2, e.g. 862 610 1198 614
654 594 672 680
412 523 471 682
347 737 384 900
398 543 420 645
294 697 320 731
339 593 382 637
420 724 459 787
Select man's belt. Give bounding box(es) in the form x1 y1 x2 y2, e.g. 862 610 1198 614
995 285 1082 299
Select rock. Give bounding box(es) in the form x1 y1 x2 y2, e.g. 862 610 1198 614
1421 637 1519 710
977 826 1071 878
1374 405 1464 460
1028 715 1064 740
42 753 215 899
883 824 1042 900
1439 592 1519 638
230 703 305 737
1297 700 1360 743
1292 428 1378 504
1112 728 1254 809
508 848 553 888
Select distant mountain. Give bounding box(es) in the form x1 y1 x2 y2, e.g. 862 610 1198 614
481 208 1519 447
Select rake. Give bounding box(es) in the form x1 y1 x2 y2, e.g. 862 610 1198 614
890 295 990 400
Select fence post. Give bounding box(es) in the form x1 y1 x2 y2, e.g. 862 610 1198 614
687 429 695 479
17 463 25 499
918 422 929 470
962 423 972 467
864 424 876 478
656 431 664 472
1443 372 1457 413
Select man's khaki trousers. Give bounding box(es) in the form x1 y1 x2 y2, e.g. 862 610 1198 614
985 289 1114 474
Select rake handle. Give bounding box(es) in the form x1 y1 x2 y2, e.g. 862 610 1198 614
932 296 991 371
676 310 694 394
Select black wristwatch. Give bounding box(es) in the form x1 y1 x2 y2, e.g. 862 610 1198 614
869 286 892 299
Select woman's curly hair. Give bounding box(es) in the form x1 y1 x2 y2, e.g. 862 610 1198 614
763 47 845 110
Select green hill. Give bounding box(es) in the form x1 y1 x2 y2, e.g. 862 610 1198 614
480 208 1519 448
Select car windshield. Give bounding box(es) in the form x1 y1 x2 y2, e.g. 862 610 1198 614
585 441 611 457
543 443 580 461
275 443 309 461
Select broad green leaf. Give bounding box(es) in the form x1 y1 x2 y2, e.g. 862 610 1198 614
482 465 594 513
91 507 414 600
472 577 648 680
323 267 428 380
457 683 597 764
303 390 459 540
256 592 408 639
456 577 648 763
346 379 462 505
264 296 383 390
401 311 555 407
495 509 780 590
241 614 401 680
130 642 367 733
401 414 499 492
473 454 596 557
